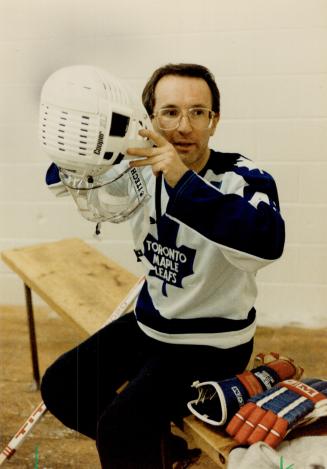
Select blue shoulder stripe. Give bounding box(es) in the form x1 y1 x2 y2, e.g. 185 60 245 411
166 151 285 260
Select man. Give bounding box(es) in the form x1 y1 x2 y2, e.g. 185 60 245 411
41 63 285 468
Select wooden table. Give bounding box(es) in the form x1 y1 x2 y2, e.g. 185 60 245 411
1 237 138 388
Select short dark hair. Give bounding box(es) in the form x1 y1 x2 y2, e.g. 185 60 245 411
142 63 220 116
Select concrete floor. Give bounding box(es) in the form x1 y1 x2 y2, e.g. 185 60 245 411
0 304 327 468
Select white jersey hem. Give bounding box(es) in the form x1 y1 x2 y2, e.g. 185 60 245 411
136 319 256 349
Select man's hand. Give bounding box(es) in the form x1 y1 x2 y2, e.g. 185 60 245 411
127 129 189 188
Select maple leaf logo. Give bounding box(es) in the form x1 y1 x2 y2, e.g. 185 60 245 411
143 216 196 297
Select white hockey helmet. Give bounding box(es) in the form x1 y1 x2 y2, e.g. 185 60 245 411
39 65 152 176
39 65 152 225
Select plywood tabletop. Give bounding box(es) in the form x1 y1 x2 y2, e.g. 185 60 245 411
1 238 138 336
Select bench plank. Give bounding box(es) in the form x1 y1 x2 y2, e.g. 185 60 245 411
183 415 237 468
1 238 137 336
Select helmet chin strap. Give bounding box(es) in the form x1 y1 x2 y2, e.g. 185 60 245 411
94 221 102 238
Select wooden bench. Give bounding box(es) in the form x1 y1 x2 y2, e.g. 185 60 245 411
1 237 236 468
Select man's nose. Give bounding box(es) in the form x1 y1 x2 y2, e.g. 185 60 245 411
177 114 192 133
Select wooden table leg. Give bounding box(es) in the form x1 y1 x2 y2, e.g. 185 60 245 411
24 284 40 390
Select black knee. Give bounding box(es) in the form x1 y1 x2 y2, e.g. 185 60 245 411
96 397 164 467
41 359 69 415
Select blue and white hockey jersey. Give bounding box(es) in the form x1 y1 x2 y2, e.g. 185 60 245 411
129 150 285 349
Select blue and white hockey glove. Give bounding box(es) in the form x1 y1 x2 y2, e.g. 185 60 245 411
187 353 303 426
226 378 327 448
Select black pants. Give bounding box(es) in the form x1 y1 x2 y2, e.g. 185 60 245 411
41 313 253 468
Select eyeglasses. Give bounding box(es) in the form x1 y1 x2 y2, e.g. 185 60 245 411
152 107 216 131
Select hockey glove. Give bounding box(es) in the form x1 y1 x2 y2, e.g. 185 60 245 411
187 352 303 426
226 378 327 448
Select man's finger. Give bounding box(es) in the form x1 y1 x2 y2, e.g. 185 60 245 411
127 145 163 158
129 154 166 168
138 128 168 147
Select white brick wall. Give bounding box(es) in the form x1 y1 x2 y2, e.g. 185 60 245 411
0 0 326 327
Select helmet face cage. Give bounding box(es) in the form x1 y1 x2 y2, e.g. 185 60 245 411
59 163 150 224
39 65 152 223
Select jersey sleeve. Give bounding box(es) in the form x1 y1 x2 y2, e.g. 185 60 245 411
45 163 70 197
166 160 285 272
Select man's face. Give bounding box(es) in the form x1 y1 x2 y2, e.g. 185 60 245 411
152 75 219 172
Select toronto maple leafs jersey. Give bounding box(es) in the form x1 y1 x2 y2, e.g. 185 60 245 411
129 150 285 349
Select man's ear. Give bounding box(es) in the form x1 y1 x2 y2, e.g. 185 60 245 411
209 113 220 136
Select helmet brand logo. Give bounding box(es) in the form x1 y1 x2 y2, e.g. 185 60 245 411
130 167 145 198
94 131 104 155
